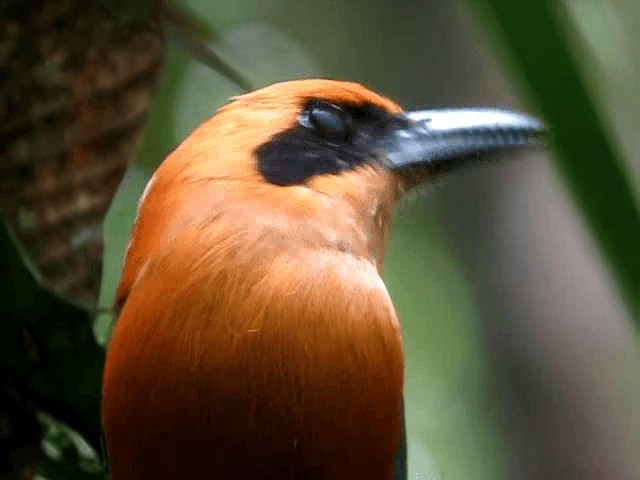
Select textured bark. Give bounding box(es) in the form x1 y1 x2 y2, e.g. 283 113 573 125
0 0 163 306
0 1 163 477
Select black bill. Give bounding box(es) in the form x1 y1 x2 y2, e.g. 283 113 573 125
382 108 545 172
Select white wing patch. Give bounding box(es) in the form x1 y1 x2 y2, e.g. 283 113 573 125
122 173 157 270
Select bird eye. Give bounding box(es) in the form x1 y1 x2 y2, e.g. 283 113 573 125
302 102 349 142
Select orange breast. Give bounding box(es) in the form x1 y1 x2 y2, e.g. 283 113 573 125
102 233 404 479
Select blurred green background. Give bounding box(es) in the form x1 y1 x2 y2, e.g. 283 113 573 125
1 0 638 479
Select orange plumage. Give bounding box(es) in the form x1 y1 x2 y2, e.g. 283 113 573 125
103 80 405 479
102 79 543 479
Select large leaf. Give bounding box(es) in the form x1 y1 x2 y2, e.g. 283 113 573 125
0 220 104 452
471 2 640 320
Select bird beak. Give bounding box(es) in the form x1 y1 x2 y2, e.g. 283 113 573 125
380 108 545 173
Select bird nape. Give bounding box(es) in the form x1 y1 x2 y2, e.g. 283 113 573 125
101 79 544 479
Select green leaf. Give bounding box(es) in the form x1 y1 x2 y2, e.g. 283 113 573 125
471 2 640 320
0 219 105 453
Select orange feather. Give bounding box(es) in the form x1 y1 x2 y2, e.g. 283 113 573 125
103 80 405 479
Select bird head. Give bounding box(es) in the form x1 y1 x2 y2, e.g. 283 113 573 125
117 79 543 310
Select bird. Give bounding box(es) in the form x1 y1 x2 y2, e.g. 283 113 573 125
101 79 544 479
